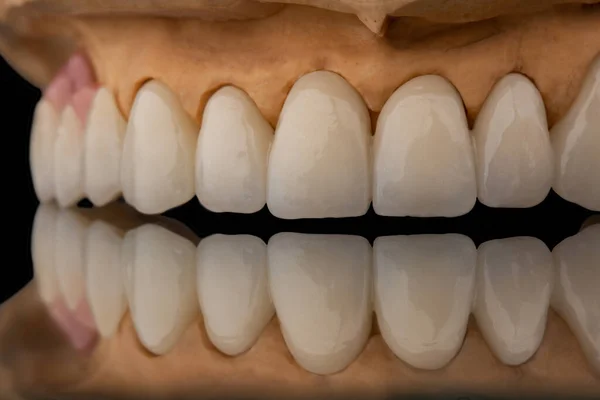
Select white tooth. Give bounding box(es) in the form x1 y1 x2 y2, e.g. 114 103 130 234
54 106 85 207
54 208 91 310
30 99 60 203
551 56 600 211
472 74 553 208
374 234 476 369
196 87 273 214
551 224 600 373
121 81 199 214
31 204 60 303
127 224 198 355
268 233 372 374
473 237 553 365
373 75 476 217
84 88 127 207
84 220 127 338
196 234 274 355
267 71 371 219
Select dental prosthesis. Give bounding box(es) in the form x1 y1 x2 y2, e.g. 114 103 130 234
0 0 599 397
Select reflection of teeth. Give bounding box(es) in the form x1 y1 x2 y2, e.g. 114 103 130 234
267 71 371 219
54 106 85 207
474 237 553 365
121 81 199 214
196 87 273 214
196 234 274 355
84 220 127 338
31 204 60 303
551 57 600 211
268 233 372 374
83 88 127 207
373 76 476 217
374 234 476 369
472 74 553 208
29 100 60 203
126 224 199 355
551 224 600 373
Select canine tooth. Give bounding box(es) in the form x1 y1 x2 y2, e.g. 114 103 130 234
54 106 85 207
196 234 273 355
127 224 198 355
551 56 600 211
474 237 553 365
473 74 553 208
121 81 199 214
373 75 476 217
84 220 127 338
196 87 273 214
30 100 60 203
551 224 600 373
31 204 60 303
267 71 371 219
374 234 476 369
268 233 372 374
84 88 127 206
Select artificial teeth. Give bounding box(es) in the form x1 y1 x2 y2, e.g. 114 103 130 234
267 71 371 219
268 233 372 374
374 234 476 369
121 80 199 214
472 74 553 208
196 87 273 214
29 99 60 203
473 237 553 365
31 203 60 304
373 75 476 217
54 105 85 207
196 234 274 355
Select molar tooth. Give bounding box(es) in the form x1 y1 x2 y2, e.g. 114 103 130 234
84 88 127 206
121 81 199 214
473 237 553 365
373 75 476 217
31 204 60 303
196 234 273 355
267 71 371 219
473 74 553 208
551 56 600 211
30 100 60 203
54 106 85 207
551 224 600 373
374 234 476 369
196 87 273 214
268 233 372 374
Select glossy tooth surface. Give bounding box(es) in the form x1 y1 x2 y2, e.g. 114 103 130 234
197 234 273 355
84 88 127 206
196 87 273 214
121 81 199 214
474 237 553 365
551 224 600 373
551 56 600 211
54 106 85 207
84 220 126 338
30 100 60 203
126 224 198 355
374 234 476 369
268 233 372 374
473 74 553 208
31 204 60 303
373 75 476 217
267 71 371 219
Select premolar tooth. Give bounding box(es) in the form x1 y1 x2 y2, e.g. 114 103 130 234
196 234 273 355
127 224 198 355
196 87 273 214
54 106 85 207
31 204 60 303
84 88 127 206
267 71 371 219
373 75 476 217
551 224 600 373
551 56 600 211
473 237 553 365
268 233 372 374
30 100 60 203
121 81 199 214
374 234 476 369
473 74 553 208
